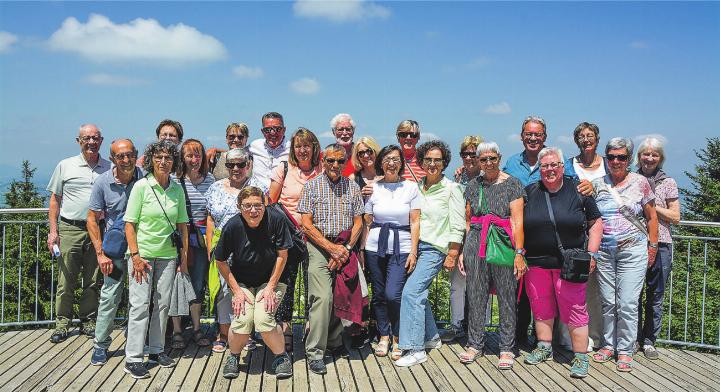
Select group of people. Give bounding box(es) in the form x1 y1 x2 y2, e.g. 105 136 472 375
45 113 679 381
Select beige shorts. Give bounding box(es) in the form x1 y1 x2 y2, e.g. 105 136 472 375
229 282 287 335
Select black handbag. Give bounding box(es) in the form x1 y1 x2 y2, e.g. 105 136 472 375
544 191 591 283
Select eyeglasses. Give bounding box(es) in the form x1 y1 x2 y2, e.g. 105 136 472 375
357 149 374 157
261 126 284 134
227 134 246 141
397 132 419 139
522 132 545 139
225 161 249 169
607 154 629 162
478 156 499 163
294 144 312 151
153 155 174 162
240 203 264 212
382 157 401 165
577 135 596 141
540 162 563 170
324 158 346 165
78 136 103 142
422 157 443 165
460 152 477 159
112 152 136 161
334 127 354 134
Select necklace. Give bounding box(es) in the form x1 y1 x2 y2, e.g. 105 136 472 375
579 154 597 168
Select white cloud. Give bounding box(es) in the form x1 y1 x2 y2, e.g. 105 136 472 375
630 40 648 49
506 133 522 144
290 77 320 95
293 0 390 23
557 135 574 145
84 73 149 86
233 65 264 79
0 31 19 53
47 14 227 65
319 131 335 138
420 132 440 142
634 133 668 144
466 57 490 69
483 102 511 115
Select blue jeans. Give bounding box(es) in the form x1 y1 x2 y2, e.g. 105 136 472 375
596 234 647 356
398 241 445 350
638 243 672 345
93 256 127 350
188 246 209 304
365 250 409 338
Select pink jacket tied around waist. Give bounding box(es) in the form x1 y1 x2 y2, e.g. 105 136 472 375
469 214 523 302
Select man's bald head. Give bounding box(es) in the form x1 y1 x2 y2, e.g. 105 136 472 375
110 139 136 156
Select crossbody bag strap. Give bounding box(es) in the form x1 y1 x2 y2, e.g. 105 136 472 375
543 191 566 254
179 177 196 227
477 181 489 215
147 175 176 232
606 183 649 236
407 161 420 183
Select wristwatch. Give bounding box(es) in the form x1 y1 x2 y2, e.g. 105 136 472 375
648 242 659 249
344 244 353 251
129 251 139 258
515 248 526 256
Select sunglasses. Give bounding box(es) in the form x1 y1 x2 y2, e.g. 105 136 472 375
478 156 499 163
460 152 477 159
324 158 346 165
607 154 629 162
261 126 284 134
522 132 545 139
227 134 246 141
357 149 374 157
397 132 419 139
112 152 136 161
225 161 249 169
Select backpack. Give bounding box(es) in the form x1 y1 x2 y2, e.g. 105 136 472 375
102 212 128 258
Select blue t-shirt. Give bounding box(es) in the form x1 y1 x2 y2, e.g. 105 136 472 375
504 150 578 186
88 167 144 230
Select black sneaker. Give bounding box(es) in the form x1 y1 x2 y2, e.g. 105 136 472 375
50 327 68 344
91 347 108 366
124 362 150 379
329 345 349 359
308 359 327 375
223 354 240 379
271 353 293 378
148 353 176 368
81 320 96 339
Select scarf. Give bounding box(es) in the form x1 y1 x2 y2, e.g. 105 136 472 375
639 168 669 192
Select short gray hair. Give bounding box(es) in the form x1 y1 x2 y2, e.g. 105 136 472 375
521 115 546 133
226 147 252 162
79 123 101 136
636 136 666 169
476 141 501 157
605 137 634 157
538 147 564 163
323 143 347 158
330 113 355 129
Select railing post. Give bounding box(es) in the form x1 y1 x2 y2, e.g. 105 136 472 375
1 225 5 324
17 225 23 322
700 241 708 344
684 241 691 342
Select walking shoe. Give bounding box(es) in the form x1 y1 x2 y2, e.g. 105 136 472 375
90 348 108 366
223 354 241 379
330 344 349 359
440 324 466 343
570 353 589 378
244 338 257 351
271 353 293 378
524 342 553 365
148 353 176 368
124 362 150 379
395 349 427 367
424 337 442 350
308 359 327 375
50 317 70 343
643 344 660 360
81 320 96 339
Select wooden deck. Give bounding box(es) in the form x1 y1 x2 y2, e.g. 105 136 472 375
0 324 718 392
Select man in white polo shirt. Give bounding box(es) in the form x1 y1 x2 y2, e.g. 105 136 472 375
47 124 111 343
249 112 290 189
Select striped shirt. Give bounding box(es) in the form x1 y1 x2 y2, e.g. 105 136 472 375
297 173 364 237
171 173 215 225
401 156 426 182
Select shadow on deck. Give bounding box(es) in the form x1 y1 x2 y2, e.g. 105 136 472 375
0 324 718 392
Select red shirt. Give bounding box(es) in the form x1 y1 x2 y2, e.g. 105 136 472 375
401 156 425 182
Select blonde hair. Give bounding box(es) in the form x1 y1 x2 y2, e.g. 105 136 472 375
460 135 483 152
351 137 381 172
226 122 249 137
396 119 419 134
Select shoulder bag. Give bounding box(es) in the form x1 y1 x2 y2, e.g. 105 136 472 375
180 178 207 250
543 190 591 283
101 168 141 258
148 177 183 260
479 183 515 267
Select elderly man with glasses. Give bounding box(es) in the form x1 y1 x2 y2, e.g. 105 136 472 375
47 124 111 343
329 113 358 177
249 112 291 189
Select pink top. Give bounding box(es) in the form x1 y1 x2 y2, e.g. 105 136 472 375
470 214 515 258
270 162 323 223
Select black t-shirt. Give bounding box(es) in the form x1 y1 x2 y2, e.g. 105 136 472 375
523 177 601 269
214 210 293 287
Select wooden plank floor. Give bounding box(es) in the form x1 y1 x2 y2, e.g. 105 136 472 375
0 325 718 392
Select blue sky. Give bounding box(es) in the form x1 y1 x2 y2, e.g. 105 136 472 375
0 1 718 192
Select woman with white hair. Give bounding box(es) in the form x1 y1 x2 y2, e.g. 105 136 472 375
591 137 658 372
635 136 679 360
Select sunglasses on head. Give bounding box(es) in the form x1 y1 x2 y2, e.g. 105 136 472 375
225 161 248 169
324 158 346 165
607 154 629 162
397 132 419 139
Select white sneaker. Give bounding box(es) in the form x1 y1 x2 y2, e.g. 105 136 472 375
395 349 427 367
587 337 595 353
424 337 442 350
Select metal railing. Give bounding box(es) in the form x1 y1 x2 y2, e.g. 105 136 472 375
0 208 718 351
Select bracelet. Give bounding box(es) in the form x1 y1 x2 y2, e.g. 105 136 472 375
648 242 659 249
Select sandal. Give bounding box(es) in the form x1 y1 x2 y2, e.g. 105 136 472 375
458 347 481 364
390 346 403 361
171 332 186 349
498 352 515 370
211 340 227 353
616 355 633 372
375 338 390 357
193 329 210 347
593 348 614 363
